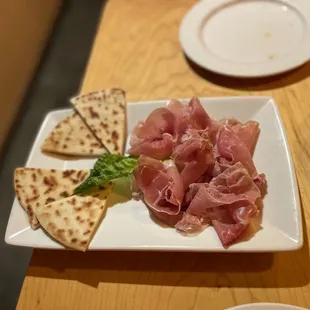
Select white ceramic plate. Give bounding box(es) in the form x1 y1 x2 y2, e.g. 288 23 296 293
5 96 302 251
227 303 308 310
180 0 310 77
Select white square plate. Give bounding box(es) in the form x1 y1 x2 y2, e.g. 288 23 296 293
5 96 302 252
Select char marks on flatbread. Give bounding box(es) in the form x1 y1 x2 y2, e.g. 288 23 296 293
71 88 126 155
14 168 89 229
41 112 107 156
36 188 111 251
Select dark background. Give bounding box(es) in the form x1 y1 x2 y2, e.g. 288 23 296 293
0 1 105 308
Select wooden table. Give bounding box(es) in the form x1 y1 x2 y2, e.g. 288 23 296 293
16 0 310 309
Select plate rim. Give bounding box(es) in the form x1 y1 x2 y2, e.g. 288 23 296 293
5 96 303 252
179 0 310 78
227 302 309 310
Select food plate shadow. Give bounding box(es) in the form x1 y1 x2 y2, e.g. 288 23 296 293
184 54 310 91
26 191 309 290
27 246 309 289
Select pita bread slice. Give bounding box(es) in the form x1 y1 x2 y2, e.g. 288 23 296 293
36 187 112 251
71 88 126 155
41 112 107 156
14 168 89 229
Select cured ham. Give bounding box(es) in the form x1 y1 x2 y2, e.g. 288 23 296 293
221 119 260 155
171 129 214 189
131 97 267 247
167 97 220 143
215 125 267 193
133 155 184 214
215 125 257 177
129 98 219 159
176 163 261 245
254 172 267 196
150 208 184 227
212 221 248 246
128 108 175 159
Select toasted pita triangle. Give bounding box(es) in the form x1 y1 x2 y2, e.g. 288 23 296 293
41 112 107 156
71 88 126 155
36 187 111 251
14 168 89 229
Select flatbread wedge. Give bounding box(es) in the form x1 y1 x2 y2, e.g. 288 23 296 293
14 168 89 229
41 112 107 156
71 88 126 155
36 188 111 251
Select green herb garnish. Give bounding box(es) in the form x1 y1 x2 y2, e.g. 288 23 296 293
74 154 138 194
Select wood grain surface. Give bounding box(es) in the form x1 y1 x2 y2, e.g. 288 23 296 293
16 0 310 309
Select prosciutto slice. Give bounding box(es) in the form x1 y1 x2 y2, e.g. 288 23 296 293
133 155 184 214
176 162 261 246
221 119 260 154
215 125 267 193
128 108 175 159
212 221 248 246
150 208 184 227
215 125 258 177
171 129 214 189
167 97 220 143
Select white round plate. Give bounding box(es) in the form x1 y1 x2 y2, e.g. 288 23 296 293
227 303 308 310
179 0 310 77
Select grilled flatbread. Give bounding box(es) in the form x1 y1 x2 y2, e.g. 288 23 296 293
41 112 106 156
14 168 89 229
71 88 126 155
36 188 111 251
